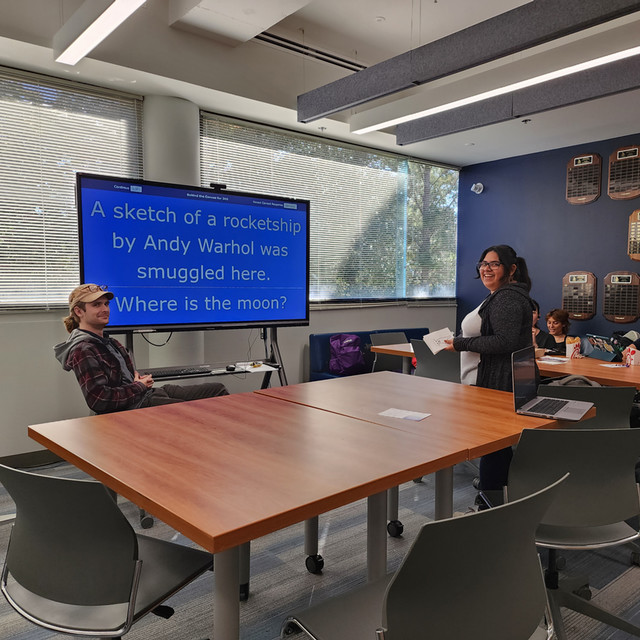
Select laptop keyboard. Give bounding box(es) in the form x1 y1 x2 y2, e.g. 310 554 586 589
528 397 569 415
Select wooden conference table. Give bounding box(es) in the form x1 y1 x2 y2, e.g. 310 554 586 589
372 341 640 390
537 355 640 389
371 342 415 373
29 373 580 639
29 388 466 639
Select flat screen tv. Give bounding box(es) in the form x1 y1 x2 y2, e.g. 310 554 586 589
76 173 310 332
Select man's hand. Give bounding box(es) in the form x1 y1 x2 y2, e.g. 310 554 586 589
135 371 154 388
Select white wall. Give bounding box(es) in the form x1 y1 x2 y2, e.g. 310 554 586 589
0 303 455 457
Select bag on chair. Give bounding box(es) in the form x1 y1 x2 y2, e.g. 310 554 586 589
329 333 366 376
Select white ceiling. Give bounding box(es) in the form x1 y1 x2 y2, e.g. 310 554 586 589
0 0 639 167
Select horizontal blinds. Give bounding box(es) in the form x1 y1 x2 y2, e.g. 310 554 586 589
0 68 143 309
200 115 457 301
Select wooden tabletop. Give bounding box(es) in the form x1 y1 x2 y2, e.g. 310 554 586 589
370 342 414 357
29 391 467 554
257 371 568 458
537 355 640 389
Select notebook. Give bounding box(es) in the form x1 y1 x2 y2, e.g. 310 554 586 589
512 346 593 420
586 334 623 362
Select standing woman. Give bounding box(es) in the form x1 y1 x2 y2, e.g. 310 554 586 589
444 244 535 490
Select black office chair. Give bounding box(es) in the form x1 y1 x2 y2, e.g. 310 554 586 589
410 338 461 382
505 428 640 640
0 463 213 638
370 332 407 373
282 475 565 640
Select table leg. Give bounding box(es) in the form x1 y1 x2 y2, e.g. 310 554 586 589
239 541 250 601
434 467 453 520
386 486 398 521
401 358 411 374
303 516 325 573
213 546 240 640
367 491 387 581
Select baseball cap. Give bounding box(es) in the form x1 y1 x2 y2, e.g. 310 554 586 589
68 284 114 311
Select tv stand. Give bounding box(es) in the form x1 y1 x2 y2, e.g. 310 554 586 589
121 326 288 388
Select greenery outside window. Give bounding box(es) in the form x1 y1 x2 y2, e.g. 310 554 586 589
0 68 143 310
200 115 458 302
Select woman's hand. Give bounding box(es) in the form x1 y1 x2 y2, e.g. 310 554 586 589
442 338 456 352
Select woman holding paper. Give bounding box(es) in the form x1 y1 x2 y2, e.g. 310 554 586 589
443 244 535 491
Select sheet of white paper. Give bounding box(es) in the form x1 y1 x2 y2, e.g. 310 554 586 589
237 363 276 373
423 327 454 354
379 408 431 421
537 356 568 364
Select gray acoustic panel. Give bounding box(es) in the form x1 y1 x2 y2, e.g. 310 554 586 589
395 95 514 145
297 0 640 123
396 56 640 145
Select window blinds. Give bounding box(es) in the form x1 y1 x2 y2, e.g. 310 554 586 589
200 115 457 301
0 68 142 309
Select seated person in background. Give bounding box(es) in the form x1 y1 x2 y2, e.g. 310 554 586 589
54 284 228 414
545 308 573 355
531 299 554 350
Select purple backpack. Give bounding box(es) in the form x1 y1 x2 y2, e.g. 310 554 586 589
329 333 367 376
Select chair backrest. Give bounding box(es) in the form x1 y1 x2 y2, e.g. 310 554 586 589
507 428 640 528
370 332 407 372
382 475 565 640
0 464 139 625
410 338 461 382
537 385 635 429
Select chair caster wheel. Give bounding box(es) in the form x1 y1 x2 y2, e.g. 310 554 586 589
239 583 249 601
573 585 592 600
555 555 566 570
140 514 154 529
387 520 404 537
631 551 640 566
412 477 423 483
305 554 324 574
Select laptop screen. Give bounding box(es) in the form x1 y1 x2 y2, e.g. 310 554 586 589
511 347 538 411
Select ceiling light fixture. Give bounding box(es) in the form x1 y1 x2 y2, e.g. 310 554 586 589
54 0 146 66
352 44 640 135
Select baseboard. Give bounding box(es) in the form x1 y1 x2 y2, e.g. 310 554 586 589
0 450 63 469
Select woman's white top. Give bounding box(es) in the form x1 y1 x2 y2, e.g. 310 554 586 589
460 301 483 386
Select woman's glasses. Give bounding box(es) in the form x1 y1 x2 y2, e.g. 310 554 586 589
476 261 502 271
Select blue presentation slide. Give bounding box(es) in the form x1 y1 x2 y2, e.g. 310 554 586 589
77 175 309 329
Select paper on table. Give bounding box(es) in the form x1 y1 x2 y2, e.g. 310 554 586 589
538 356 568 364
379 408 431 421
423 327 454 354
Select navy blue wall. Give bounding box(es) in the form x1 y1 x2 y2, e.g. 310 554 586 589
457 132 640 338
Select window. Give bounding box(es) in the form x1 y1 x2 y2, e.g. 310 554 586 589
0 68 143 310
200 115 458 302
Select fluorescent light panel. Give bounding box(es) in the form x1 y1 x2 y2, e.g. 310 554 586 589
55 0 146 66
353 45 640 135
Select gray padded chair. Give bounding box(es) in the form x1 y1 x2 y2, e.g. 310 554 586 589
282 476 566 640
505 428 640 640
410 338 461 383
0 464 213 638
370 332 407 373
537 384 636 429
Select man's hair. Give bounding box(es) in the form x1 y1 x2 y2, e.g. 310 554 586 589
62 301 86 334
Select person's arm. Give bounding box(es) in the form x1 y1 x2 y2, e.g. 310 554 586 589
68 343 149 413
452 290 525 355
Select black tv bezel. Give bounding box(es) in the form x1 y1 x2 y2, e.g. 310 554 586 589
76 172 310 332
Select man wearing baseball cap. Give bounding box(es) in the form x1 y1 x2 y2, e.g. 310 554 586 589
54 284 228 413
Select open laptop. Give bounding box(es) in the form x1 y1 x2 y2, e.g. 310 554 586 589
512 346 593 420
586 334 623 362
